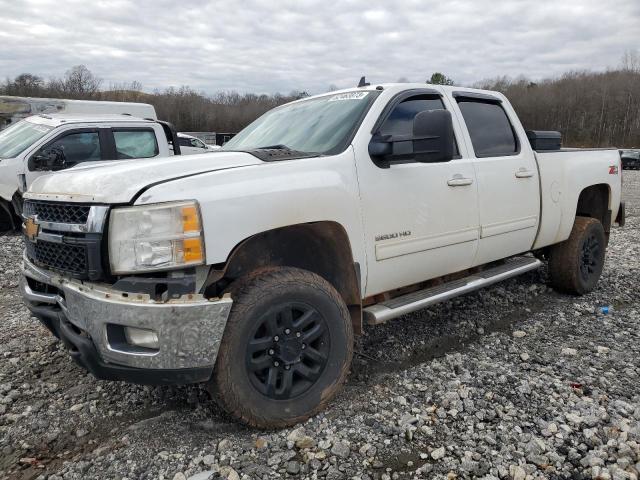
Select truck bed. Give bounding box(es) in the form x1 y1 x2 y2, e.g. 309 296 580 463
533 148 622 249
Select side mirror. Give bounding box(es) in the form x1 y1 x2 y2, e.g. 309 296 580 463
412 109 454 163
368 138 392 158
368 110 455 166
29 147 66 171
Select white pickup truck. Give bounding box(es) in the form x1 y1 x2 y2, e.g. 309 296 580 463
0 114 183 230
19 83 624 428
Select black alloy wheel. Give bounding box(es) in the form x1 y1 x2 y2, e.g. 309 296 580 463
579 232 601 283
211 267 353 428
246 302 330 400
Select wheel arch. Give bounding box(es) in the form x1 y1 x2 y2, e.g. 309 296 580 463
0 191 22 231
203 221 363 334
575 183 612 234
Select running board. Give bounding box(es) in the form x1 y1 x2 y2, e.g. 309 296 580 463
363 256 542 325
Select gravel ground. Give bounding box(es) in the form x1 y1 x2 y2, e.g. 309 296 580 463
1 172 638 480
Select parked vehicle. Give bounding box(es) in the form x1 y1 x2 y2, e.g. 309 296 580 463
178 133 221 154
20 83 624 428
0 114 180 230
0 96 157 130
620 149 640 169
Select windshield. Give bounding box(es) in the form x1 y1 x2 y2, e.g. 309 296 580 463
222 91 378 155
0 120 53 159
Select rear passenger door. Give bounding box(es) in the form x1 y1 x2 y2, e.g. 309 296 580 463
110 128 160 160
452 93 540 266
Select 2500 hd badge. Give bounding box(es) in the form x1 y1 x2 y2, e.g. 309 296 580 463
375 230 412 242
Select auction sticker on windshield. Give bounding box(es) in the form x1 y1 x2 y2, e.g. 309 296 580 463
328 92 369 101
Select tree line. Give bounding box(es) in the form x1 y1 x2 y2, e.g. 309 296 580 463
0 65 306 133
2 62 639 147
475 67 640 148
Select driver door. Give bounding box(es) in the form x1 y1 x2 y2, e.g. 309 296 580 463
356 91 480 296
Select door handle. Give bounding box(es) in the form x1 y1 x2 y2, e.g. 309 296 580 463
447 175 473 187
515 169 534 178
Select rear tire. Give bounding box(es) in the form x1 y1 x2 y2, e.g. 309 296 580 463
548 216 606 295
211 267 353 428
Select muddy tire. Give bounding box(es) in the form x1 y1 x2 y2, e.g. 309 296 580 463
548 216 606 295
211 267 353 428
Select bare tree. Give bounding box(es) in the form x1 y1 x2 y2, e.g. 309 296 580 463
61 65 102 98
7 73 45 96
621 49 640 73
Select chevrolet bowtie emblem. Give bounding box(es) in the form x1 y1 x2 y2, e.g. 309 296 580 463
24 217 39 242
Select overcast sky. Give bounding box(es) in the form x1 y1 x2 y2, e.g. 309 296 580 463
1 0 638 95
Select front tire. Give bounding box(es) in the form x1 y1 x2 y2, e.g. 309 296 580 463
211 267 353 428
548 216 606 295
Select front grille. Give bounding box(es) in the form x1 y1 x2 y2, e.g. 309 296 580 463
23 201 106 280
24 200 91 224
25 240 87 277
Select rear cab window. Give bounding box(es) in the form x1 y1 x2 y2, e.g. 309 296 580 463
113 129 159 159
456 98 518 157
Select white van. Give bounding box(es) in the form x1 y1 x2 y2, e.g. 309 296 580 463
0 96 157 130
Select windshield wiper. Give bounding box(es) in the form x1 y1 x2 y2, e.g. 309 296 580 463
254 144 292 150
245 144 319 162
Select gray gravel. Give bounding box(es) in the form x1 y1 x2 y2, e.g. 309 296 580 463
1 172 639 480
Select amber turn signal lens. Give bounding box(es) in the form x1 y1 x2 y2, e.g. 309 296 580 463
183 238 203 263
181 205 200 233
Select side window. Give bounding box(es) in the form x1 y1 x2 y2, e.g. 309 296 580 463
380 96 446 137
48 131 101 164
378 95 459 158
178 138 192 147
113 130 159 159
457 100 518 157
191 138 205 148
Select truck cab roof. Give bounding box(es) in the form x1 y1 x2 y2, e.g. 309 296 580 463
299 83 502 102
25 113 157 127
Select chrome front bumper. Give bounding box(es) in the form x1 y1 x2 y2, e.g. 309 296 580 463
21 255 232 376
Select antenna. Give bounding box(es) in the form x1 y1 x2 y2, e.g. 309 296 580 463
357 76 370 87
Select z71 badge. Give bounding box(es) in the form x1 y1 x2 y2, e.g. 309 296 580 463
375 230 411 242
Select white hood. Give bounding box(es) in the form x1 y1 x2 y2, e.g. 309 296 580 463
25 152 263 203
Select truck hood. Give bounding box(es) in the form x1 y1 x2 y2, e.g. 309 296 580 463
25 152 263 203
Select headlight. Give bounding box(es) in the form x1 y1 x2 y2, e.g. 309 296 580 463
108 201 205 274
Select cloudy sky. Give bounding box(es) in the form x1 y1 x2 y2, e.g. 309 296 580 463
1 0 638 95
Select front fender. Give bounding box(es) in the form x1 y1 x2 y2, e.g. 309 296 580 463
134 149 367 277
0 157 20 202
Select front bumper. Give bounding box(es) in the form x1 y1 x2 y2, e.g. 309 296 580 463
21 255 232 385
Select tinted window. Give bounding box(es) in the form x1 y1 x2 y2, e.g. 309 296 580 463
48 131 101 163
458 101 517 156
178 138 191 147
380 96 445 137
114 130 158 159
